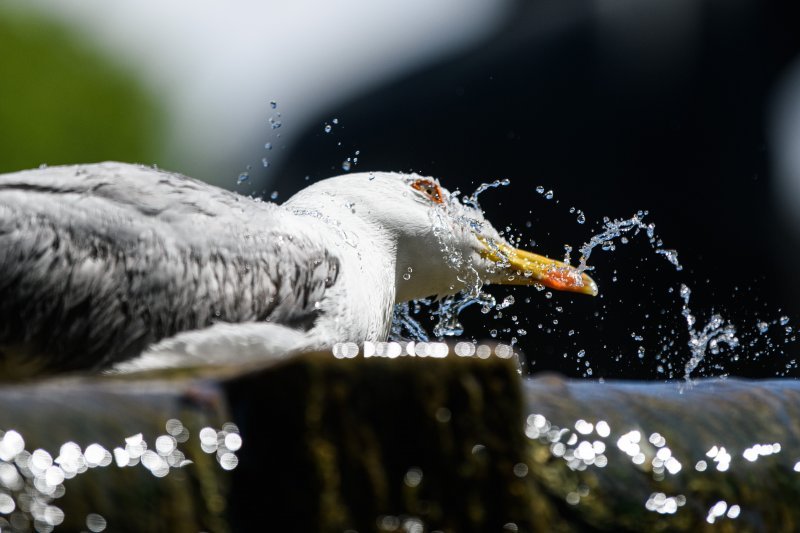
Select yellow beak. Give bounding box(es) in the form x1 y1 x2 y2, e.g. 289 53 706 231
480 238 598 296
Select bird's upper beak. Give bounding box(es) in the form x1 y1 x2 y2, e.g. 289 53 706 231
479 238 598 296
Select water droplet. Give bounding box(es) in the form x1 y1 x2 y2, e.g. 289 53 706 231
270 191 279 200
270 100 277 109
261 158 270 168
264 142 272 150
324 124 332 133
679 284 691 301
332 118 339 124
237 172 250 184
497 295 515 310
536 185 544 194
403 273 411 280
577 212 586 224
342 160 352 172
656 249 683 271
544 190 554 200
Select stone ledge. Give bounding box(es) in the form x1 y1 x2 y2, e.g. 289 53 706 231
0 350 530 532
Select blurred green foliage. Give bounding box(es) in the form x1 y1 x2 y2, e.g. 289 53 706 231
0 7 164 173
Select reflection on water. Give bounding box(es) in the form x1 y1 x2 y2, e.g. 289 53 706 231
525 408 763 524
2 341 798 530
523 377 800 529
332 341 516 361
0 419 241 532
328 341 800 528
330 344 800 528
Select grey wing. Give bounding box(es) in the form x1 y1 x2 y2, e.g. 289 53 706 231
0 162 339 376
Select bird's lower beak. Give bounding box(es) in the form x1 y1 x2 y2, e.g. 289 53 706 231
479 238 598 296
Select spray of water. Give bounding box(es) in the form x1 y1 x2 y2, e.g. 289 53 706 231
573 212 742 382
575 212 681 273
388 180 770 382
679 284 739 382
462 179 510 210
390 179 511 343
391 301 431 342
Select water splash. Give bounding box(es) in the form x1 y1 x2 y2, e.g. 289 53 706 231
390 291 499 342
571 212 748 381
428 201 483 288
390 302 430 342
390 180 779 382
431 292 497 338
576 212 681 272
462 178 510 210
392 179 515 342
655 249 682 270
680 284 739 383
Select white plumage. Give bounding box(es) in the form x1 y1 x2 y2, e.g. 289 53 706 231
0 162 595 376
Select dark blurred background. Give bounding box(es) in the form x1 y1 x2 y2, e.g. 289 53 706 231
3 0 800 379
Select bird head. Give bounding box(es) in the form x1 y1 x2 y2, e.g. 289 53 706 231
284 172 598 303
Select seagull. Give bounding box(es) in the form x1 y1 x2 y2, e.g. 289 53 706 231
0 162 596 377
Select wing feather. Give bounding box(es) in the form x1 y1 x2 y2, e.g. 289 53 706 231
0 162 339 374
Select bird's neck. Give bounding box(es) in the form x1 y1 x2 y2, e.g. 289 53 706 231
283 206 398 345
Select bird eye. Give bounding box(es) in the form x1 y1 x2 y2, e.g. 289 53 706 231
411 179 444 204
